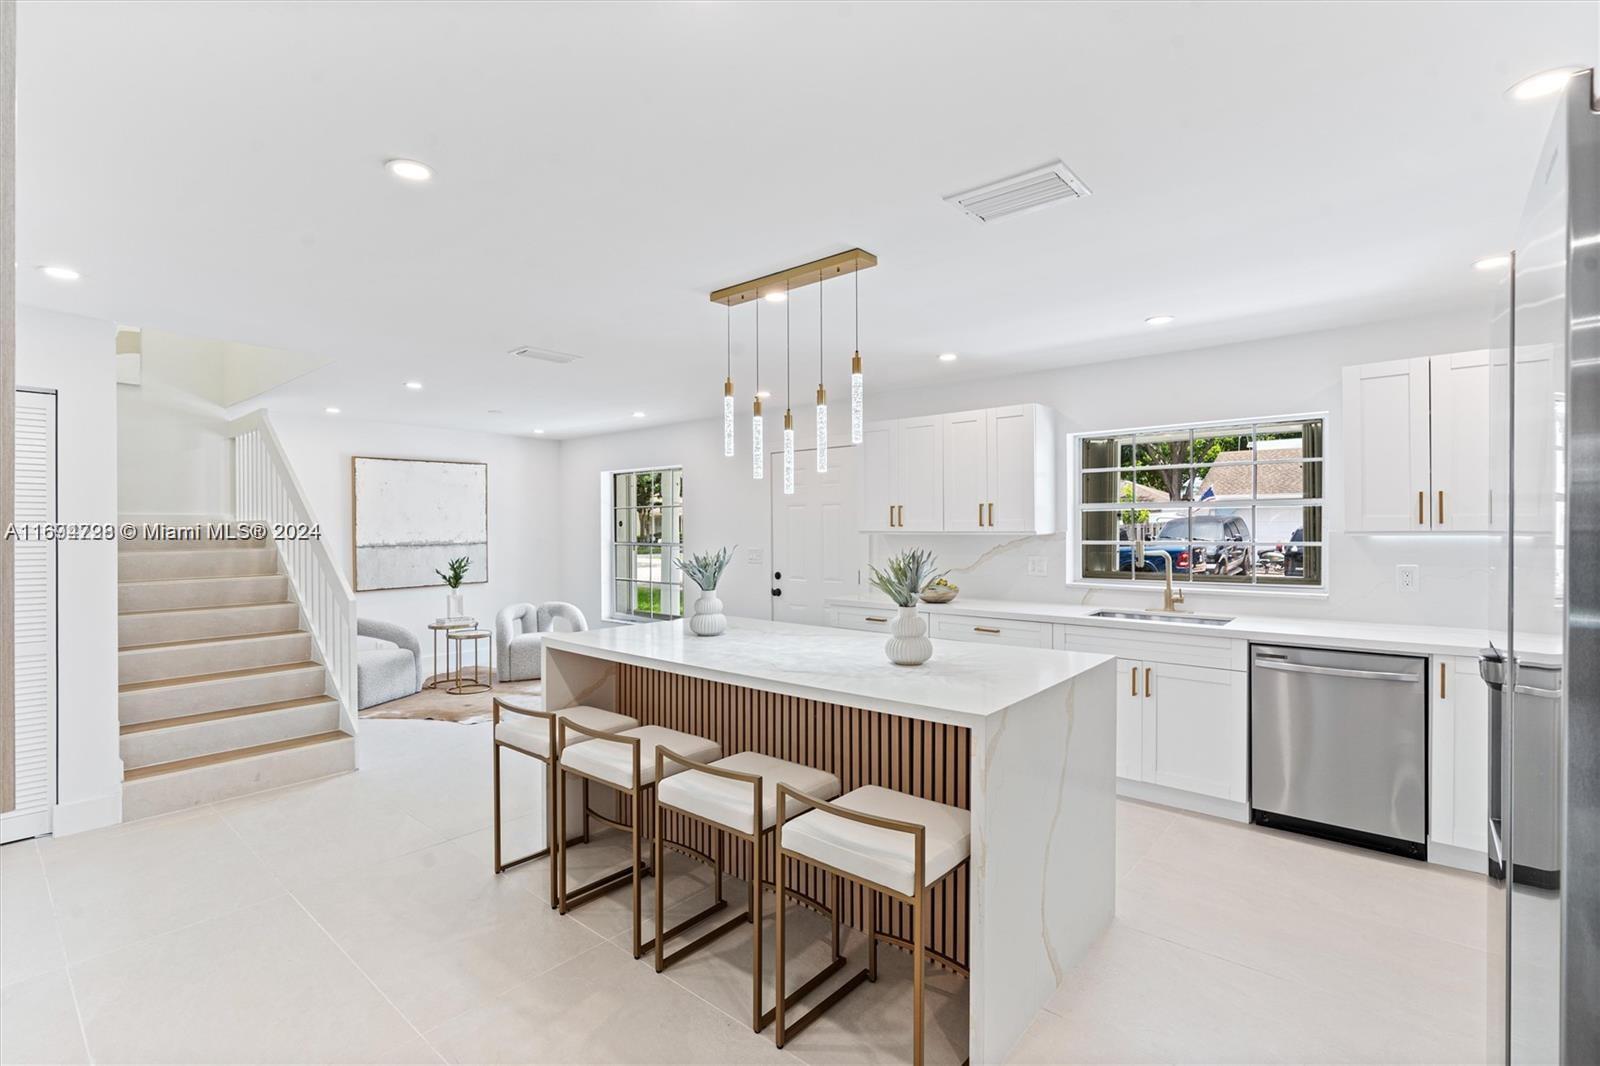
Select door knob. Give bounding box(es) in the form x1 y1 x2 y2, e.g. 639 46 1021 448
771 588 782 597
773 571 782 580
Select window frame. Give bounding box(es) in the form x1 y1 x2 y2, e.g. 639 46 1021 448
605 465 686 623
1068 413 1329 596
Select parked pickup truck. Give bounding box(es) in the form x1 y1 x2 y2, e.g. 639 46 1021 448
1117 541 1191 573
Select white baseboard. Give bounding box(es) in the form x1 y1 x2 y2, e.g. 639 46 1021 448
52 789 124 836
1117 778 1251 823
1427 838 1487 874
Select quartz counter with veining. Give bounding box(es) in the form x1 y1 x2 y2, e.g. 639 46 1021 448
538 617 1117 1065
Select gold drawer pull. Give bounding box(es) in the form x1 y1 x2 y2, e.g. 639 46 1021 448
988 502 995 526
1418 490 1425 525
865 616 889 623
978 503 984 526
1440 662 1447 699
974 626 1002 634
1144 666 1152 692
1131 666 1139 696
1438 490 1445 526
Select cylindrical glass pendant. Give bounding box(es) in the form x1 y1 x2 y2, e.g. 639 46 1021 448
783 410 795 495
722 379 735 458
816 386 828 473
850 351 863 444
751 399 765 480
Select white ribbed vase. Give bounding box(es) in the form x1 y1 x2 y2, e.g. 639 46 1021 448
884 605 932 666
689 589 726 637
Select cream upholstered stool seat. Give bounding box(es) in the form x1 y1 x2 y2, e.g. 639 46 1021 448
556 723 722 958
490 697 639 909
654 751 843 1032
775 784 972 1066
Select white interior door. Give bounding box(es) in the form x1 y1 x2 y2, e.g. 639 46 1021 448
771 445 861 625
4 391 57 844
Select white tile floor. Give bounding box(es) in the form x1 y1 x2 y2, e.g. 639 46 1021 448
0 719 1489 1065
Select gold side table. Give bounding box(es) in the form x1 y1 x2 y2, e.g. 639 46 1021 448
447 630 492 695
427 620 475 689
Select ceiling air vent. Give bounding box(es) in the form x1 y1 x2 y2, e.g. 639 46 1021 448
509 345 582 365
944 160 1091 223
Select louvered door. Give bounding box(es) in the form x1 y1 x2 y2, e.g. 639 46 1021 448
3 391 56 842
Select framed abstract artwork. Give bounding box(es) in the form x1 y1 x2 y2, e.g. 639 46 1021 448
351 456 489 591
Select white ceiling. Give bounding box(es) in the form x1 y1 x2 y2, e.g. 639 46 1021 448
16 0 1596 438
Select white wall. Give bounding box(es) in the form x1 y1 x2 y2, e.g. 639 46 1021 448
558 306 1497 631
557 420 773 626
17 305 123 834
270 413 562 676
117 329 232 518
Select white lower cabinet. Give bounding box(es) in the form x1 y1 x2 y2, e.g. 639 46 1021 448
928 612 1052 648
827 606 924 634
1114 658 1144 781
1429 654 1489 856
1144 662 1249 802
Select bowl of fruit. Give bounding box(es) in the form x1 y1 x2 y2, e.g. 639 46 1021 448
919 577 960 604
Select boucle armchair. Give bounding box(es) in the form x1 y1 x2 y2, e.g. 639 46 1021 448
356 618 423 709
495 602 588 681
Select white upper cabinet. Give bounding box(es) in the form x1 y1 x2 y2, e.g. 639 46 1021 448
864 404 1056 534
1343 351 1494 532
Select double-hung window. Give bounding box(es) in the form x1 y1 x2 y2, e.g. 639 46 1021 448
610 467 685 620
1077 416 1324 589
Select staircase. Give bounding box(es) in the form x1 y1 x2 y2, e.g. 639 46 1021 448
117 530 355 820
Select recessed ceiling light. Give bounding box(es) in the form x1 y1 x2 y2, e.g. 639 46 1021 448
533 428 546 434
325 406 341 415
487 409 503 414
938 353 958 362
384 158 433 182
632 411 646 418
404 381 423 390
1474 254 1511 271
1144 314 1175 326
39 264 80 281
1507 68 1580 102
764 291 787 303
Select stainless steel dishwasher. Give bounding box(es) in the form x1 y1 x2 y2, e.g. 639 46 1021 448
1250 644 1428 858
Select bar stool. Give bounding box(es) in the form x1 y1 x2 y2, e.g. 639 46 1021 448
653 749 845 1032
556 722 723 958
490 696 640 907
774 785 972 1066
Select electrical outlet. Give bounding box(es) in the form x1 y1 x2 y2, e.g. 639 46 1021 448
1027 556 1049 577
1396 564 1420 593
746 547 764 566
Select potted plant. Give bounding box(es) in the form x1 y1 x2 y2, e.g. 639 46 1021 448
677 546 734 636
868 548 944 665
435 556 470 619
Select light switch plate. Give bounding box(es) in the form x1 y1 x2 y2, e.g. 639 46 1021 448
746 547 764 566
1396 564 1420 593
1027 556 1049 577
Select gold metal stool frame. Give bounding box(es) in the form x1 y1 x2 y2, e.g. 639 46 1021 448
773 784 971 1066
554 720 728 959
651 748 849 1033
491 698 617 907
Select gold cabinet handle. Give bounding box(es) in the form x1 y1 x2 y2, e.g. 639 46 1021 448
978 503 984 526
888 505 894 528
1131 666 1139 697
1144 666 1152 693
865 616 889 624
1439 662 1447 699
1438 490 1445 526
896 504 903 527
1418 490 1425 525
974 625 1002 634
988 502 995 526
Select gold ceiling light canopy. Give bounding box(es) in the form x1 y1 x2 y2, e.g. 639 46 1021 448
709 248 878 308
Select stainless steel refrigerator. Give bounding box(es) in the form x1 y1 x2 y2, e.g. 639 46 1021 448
1485 67 1599 1065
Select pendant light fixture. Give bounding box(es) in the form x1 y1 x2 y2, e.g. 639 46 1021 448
783 278 795 495
851 265 863 444
752 300 764 480
722 303 735 458
816 272 828 472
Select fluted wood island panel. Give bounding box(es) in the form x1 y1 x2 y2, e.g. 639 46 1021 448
541 617 1117 1064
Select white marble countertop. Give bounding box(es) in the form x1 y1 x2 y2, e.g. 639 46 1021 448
827 594 1494 658
542 616 1113 723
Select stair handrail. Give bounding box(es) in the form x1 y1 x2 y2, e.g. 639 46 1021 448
224 409 359 735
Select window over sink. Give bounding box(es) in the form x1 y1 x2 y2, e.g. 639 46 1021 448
1075 415 1324 590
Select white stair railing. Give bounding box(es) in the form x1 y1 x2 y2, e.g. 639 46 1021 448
226 410 359 736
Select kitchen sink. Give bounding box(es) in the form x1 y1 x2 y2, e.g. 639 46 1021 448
1089 609 1235 627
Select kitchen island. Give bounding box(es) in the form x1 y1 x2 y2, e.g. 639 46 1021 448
540 616 1116 1064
